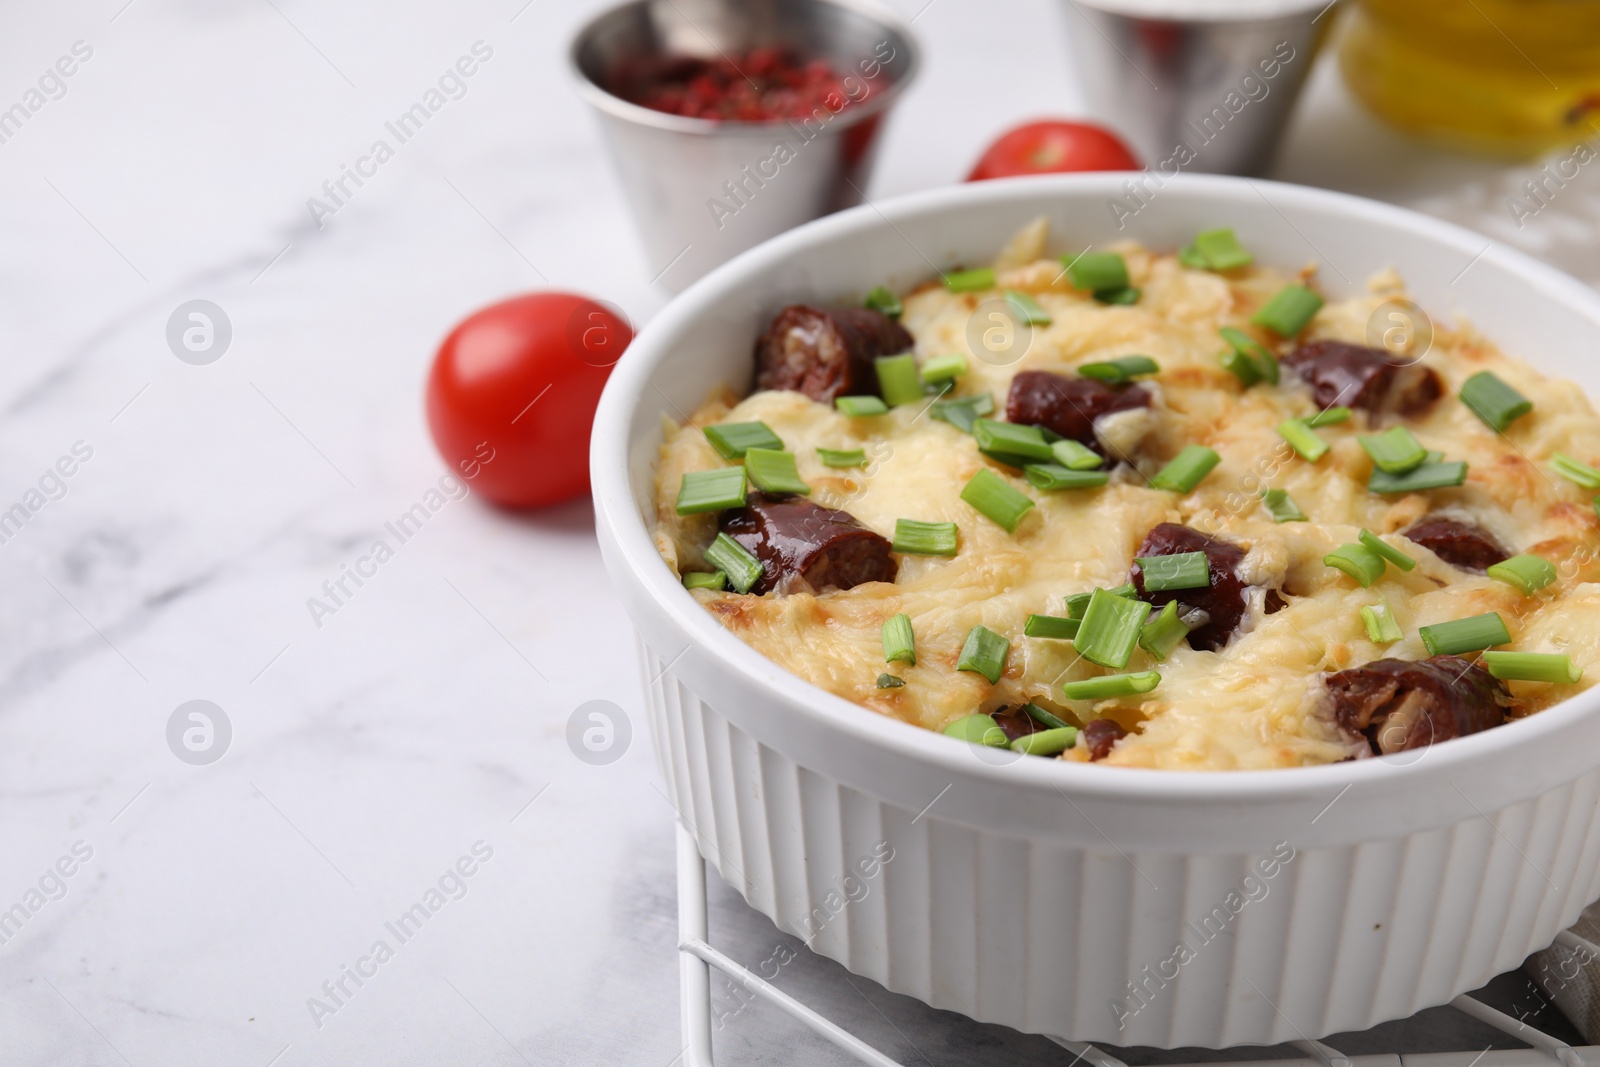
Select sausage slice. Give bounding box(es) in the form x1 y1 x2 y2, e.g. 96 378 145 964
1403 516 1510 572
1129 523 1284 652
719 493 897 595
754 306 913 403
1005 370 1150 448
1282 340 1443 418
1324 655 1513 755
1082 719 1128 761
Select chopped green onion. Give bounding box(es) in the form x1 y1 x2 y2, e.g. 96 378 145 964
1060 671 1161 700
705 533 764 593
1074 587 1153 669
676 467 747 515
1360 602 1403 643
1460 371 1531 433
876 673 905 689
1065 251 1128 292
742 447 811 495
1551 452 1600 489
1306 406 1352 427
1051 439 1104 470
1149 445 1221 493
1324 543 1387 587
882 613 915 664
817 447 866 468
683 571 727 591
1011 726 1079 756
1136 551 1210 592
1260 488 1307 522
1079 355 1160 383
1005 289 1052 325
960 468 1035 532
1358 529 1416 571
929 393 993 432
1482 651 1582 684
1138 601 1191 660
1277 419 1329 462
875 353 924 408
835 395 889 417
1252 285 1324 336
1359 426 1427 474
1221 346 1264 387
1025 613 1080 640
1220 326 1278 385
920 352 968 383
1419 611 1511 656
703 421 783 459
1095 286 1141 306
1065 585 1136 620
893 519 959 556
957 625 1010 684
864 285 902 319
943 267 995 292
973 418 1054 463
1368 460 1468 494
1178 244 1209 269
942 713 1007 746
1193 228 1253 270
1023 703 1071 730
1487 554 1557 594
1024 464 1110 491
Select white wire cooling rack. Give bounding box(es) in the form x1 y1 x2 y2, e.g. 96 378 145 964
674 821 1600 1067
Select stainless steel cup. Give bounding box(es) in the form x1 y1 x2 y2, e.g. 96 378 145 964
570 0 919 292
1062 0 1333 176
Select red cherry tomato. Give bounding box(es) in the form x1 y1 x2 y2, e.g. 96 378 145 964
966 120 1140 181
426 292 632 508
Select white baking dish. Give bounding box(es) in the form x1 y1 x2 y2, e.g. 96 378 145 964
591 174 1600 1048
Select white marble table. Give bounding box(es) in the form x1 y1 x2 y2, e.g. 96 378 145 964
0 1 1595 1064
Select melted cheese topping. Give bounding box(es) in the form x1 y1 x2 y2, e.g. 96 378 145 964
652 231 1600 770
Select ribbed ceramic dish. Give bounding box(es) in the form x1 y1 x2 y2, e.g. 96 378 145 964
591 174 1600 1048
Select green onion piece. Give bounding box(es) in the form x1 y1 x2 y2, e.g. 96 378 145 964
943 267 995 292
864 285 902 319
1178 244 1209 269
1060 671 1161 700
676 467 747 515
1079 355 1160 383
1011 726 1079 756
703 421 783 459
1551 452 1600 489
742 447 811 495
1419 611 1511 656
1358 529 1416 571
1024 464 1110 491
1368 460 1468 494
1005 289 1052 326
929 393 993 433
1024 613 1080 640
817 447 866 468
1074 587 1153 669
1486 554 1557 594
973 418 1054 462
1360 602 1403 643
1359 426 1428 474
1023 703 1071 730
1220 346 1263 387
704 533 764 593
1065 584 1137 620
1065 250 1128 292
1220 326 1279 385
1252 285 1324 336
1136 551 1210 592
683 571 727 591
942 713 1007 746
875 353 924 408
835 395 889 417
1194 228 1253 270
1149 445 1222 493
893 519 959 556
1324 543 1387 587
1306 406 1352 427
882 613 915 664
1095 286 1141 306
1260 488 1307 522
956 625 1010 684
1277 419 1329 462
920 352 968 383
1482 651 1582 684
1138 601 1191 660
1460 371 1532 433
960 468 1036 532
1051 439 1104 470
876 673 905 689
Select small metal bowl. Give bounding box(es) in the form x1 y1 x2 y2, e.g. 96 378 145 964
570 0 919 292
